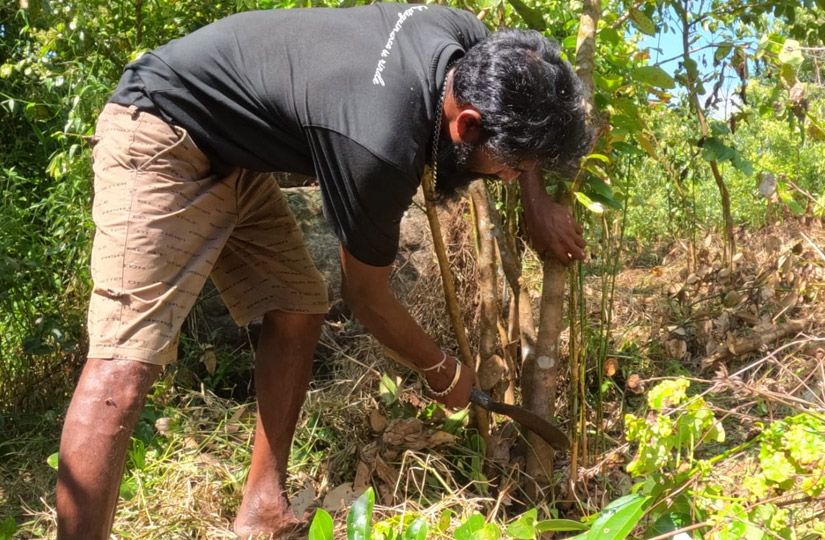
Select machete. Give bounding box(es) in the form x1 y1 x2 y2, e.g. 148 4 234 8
383 348 569 452
469 388 570 452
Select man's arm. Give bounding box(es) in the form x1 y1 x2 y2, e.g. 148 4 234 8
518 168 586 264
339 246 473 408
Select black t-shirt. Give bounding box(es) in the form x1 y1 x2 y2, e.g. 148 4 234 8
110 4 488 265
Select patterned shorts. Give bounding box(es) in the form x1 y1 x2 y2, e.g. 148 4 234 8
86 103 329 365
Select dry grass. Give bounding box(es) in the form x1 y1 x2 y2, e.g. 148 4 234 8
2 216 824 538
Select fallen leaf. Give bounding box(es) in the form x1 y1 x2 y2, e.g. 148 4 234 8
322 483 356 512
200 346 217 375
292 484 317 516
627 374 645 394
604 357 619 377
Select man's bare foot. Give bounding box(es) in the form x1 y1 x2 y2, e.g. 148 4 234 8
233 496 307 540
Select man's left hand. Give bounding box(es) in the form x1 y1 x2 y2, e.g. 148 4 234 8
523 198 585 265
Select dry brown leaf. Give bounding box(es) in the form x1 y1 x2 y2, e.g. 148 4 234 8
427 430 457 447
368 409 388 433
200 346 217 375
382 418 423 447
322 483 356 512
292 484 317 516
665 339 687 360
353 460 372 491
627 374 645 394
604 357 619 377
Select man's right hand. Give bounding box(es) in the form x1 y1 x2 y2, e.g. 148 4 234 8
425 356 473 409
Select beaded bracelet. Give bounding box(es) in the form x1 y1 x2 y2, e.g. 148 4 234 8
423 355 461 398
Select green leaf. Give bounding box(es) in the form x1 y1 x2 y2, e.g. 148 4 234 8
506 508 537 539
731 153 753 176
454 514 485 540
402 517 428 540
347 487 375 540
701 138 736 162
575 192 605 214
536 519 589 532
47 452 59 470
309 509 335 540
437 508 454 532
119 476 138 500
379 373 398 405
0 516 17 540
648 379 690 410
714 43 733 63
649 512 690 537
633 66 675 89
506 0 546 31
629 8 656 36
472 524 502 539
778 39 804 67
584 494 650 540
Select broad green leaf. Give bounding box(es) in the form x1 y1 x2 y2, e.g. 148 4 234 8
347 487 375 540
309 509 334 540
506 508 537 539
714 43 733 63
584 494 650 540
472 524 502 539
506 0 546 31
575 192 605 214
0 516 17 540
633 66 675 89
536 519 589 532
778 39 803 67
402 517 428 540
599 28 621 46
443 408 468 434
629 8 656 36
437 509 454 532
612 141 644 157
47 452 59 470
454 514 485 540
378 373 398 405
731 153 753 176
589 192 623 211
648 379 690 410
683 58 699 81
709 120 731 136
648 512 689 537
119 476 138 500
701 138 736 162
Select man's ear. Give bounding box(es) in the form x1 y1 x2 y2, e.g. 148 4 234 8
449 107 484 145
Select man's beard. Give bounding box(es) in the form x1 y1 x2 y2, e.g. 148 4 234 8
433 138 481 202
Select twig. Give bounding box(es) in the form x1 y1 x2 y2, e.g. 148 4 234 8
421 168 490 439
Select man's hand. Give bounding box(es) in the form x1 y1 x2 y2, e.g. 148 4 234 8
424 356 473 409
519 170 586 265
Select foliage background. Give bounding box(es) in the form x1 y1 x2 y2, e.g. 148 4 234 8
1 0 824 538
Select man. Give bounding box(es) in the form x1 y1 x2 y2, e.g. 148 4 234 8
57 3 588 538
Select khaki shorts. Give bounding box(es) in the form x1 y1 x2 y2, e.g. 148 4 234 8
87 103 329 365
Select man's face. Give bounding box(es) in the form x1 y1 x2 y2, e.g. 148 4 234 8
434 138 536 200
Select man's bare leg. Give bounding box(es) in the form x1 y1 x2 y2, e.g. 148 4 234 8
234 310 324 537
57 358 161 540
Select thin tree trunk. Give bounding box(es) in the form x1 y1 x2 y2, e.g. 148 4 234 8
523 261 567 487
469 182 509 401
677 0 735 267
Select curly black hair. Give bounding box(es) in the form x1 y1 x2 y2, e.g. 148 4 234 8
451 29 591 175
